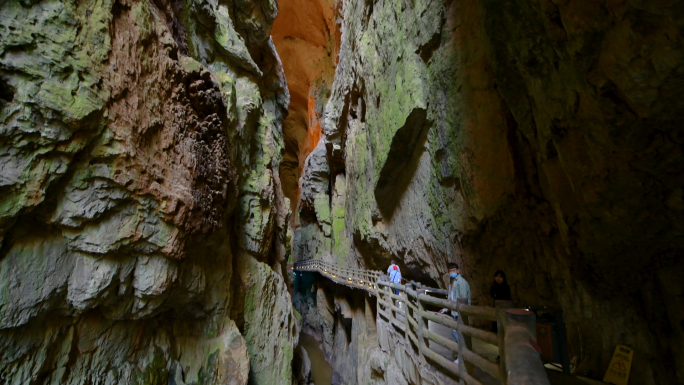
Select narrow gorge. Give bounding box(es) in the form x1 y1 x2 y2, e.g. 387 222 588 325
1 0 683 384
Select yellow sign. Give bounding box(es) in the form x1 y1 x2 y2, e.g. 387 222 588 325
603 345 633 385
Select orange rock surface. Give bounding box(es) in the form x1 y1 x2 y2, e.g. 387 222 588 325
272 0 339 221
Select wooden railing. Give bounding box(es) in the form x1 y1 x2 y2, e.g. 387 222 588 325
293 259 382 293
294 259 550 385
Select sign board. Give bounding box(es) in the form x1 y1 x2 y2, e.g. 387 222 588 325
603 345 633 385
536 323 554 362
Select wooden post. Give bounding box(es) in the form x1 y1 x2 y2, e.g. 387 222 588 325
376 281 381 323
496 300 514 384
457 297 475 378
401 286 411 349
416 289 427 355
386 286 395 324
503 309 550 385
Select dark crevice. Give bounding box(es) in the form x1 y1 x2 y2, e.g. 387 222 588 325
150 0 189 55
352 230 390 271
0 76 15 103
374 108 431 219
417 30 441 63
545 139 558 160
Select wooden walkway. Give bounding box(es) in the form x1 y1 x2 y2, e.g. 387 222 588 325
294 259 382 293
294 259 550 385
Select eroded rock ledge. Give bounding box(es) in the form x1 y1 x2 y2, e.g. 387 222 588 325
0 0 298 383
293 0 684 384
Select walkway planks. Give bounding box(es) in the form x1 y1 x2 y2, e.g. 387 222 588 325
294 259 550 385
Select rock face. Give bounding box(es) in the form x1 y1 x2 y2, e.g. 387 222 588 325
293 274 376 384
271 0 339 225
292 0 684 384
3 0 684 383
0 0 298 384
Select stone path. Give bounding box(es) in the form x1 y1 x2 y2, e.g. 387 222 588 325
544 368 605 385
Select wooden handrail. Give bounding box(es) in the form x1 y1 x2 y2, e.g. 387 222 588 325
426 328 459 353
421 310 459 330
503 309 550 385
460 323 499 346
293 259 550 385
459 304 497 321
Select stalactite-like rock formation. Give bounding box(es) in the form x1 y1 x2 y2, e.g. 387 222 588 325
0 0 298 384
2 0 683 384
292 0 684 384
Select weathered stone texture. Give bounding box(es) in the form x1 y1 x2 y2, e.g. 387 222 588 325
294 0 684 383
271 0 338 223
293 273 458 385
0 0 297 383
238 252 299 385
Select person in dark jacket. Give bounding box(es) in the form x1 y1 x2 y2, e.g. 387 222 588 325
490 270 511 301
490 270 511 333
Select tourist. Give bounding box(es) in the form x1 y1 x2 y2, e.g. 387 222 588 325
490 270 511 333
439 262 470 364
387 260 402 295
490 270 511 301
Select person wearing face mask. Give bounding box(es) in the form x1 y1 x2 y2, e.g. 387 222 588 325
439 262 470 364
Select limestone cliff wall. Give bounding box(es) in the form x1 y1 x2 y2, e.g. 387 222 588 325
0 0 299 384
295 0 684 383
271 0 339 223
293 273 379 385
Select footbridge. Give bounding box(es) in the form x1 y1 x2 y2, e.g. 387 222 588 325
294 259 550 385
